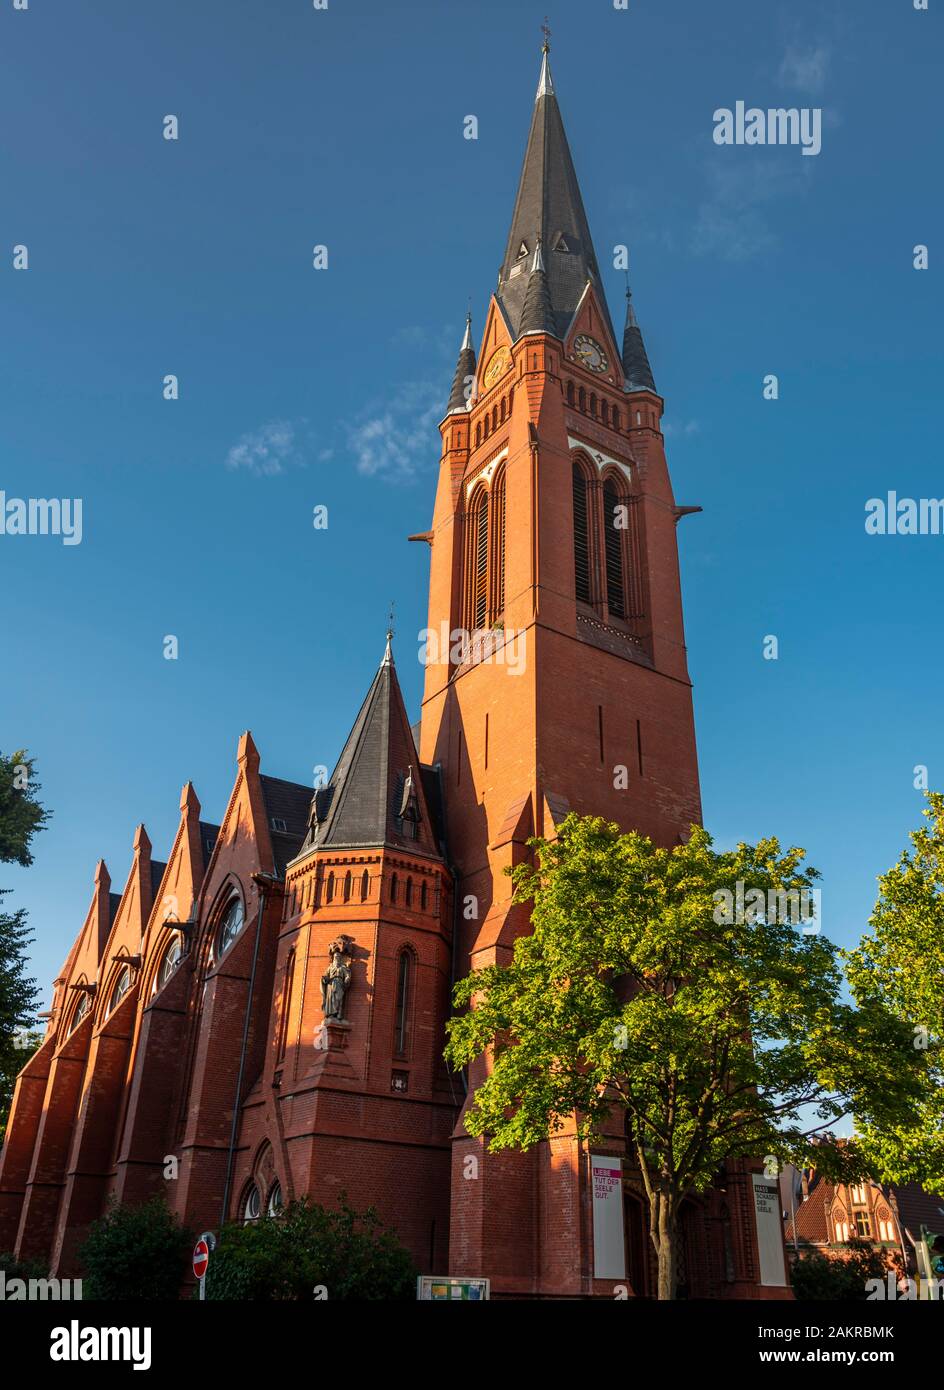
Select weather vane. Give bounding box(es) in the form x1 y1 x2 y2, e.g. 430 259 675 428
541 17 551 53
386 599 396 642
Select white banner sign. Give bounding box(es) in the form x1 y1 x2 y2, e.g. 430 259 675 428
590 1154 626 1280
752 1173 788 1286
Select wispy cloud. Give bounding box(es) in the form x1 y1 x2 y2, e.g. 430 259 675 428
225 419 301 476
692 158 813 262
346 380 443 483
664 419 700 439
778 44 830 94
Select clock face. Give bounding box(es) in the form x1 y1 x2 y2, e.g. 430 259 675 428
482 346 511 391
574 334 608 374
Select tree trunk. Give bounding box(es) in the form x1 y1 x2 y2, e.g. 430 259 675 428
651 1192 679 1300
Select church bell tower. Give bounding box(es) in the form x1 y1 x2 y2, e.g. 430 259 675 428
417 41 705 1295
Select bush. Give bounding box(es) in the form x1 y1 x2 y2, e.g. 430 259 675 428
205 1196 415 1301
790 1240 898 1300
79 1196 192 1301
0 1250 48 1281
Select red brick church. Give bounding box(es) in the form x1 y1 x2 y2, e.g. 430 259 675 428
0 45 789 1299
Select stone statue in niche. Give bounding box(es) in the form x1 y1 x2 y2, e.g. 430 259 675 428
321 936 353 1021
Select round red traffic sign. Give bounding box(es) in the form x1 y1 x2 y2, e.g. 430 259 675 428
193 1238 209 1280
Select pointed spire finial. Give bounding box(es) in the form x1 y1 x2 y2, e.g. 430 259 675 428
383 601 395 666
460 310 472 351
624 269 638 328
536 21 554 99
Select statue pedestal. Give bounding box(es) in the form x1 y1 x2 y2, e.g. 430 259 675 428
310 1018 356 1084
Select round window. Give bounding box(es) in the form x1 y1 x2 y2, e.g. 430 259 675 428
216 898 245 958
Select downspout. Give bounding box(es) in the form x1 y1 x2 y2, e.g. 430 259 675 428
220 870 281 1228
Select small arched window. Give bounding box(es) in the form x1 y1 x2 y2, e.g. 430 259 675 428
155 934 182 993
343 871 352 902
572 462 592 605
475 422 481 447
590 392 597 417
326 873 335 903
394 950 413 1058
243 1185 261 1223
603 477 626 619
499 396 506 423
216 897 245 959
361 869 370 901
405 877 413 907
420 880 428 911
267 1182 284 1218
578 386 586 412
108 966 131 1016
391 873 399 904
601 400 609 425
566 380 575 406
492 405 498 432
67 990 90 1036
612 406 620 431
277 950 295 1061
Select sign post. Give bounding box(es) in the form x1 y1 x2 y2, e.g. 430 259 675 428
193 1230 216 1301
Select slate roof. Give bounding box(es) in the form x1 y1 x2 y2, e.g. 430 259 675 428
199 822 220 870
622 290 657 393
108 893 121 924
149 860 168 902
292 641 443 862
496 50 617 347
446 315 476 416
259 776 315 878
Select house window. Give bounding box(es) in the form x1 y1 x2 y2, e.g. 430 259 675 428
572 462 592 605
854 1211 872 1238
394 950 412 1058
216 897 245 958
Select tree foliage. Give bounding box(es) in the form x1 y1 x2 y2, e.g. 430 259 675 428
0 750 51 867
445 815 932 1299
205 1196 415 1300
845 791 944 1193
79 1196 193 1301
0 895 40 1144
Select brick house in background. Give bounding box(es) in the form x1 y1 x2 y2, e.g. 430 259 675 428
781 1161 944 1278
0 44 791 1298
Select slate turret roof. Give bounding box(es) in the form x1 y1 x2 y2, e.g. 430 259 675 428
445 314 476 416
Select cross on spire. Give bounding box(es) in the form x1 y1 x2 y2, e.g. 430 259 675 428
541 17 551 53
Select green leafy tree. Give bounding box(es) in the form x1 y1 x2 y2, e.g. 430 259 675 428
205 1197 415 1301
79 1196 193 1301
845 791 944 1193
445 815 930 1300
790 1240 900 1301
0 750 51 867
0 897 40 1144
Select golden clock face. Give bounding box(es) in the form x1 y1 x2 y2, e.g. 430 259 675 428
574 334 608 374
482 346 511 391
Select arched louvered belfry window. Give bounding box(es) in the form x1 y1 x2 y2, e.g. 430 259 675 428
393 949 413 1058
602 476 626 619
491 467 506 621
572 461 592 606
467 487 489 631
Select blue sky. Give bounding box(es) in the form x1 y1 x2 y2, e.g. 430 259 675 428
1 0 941 999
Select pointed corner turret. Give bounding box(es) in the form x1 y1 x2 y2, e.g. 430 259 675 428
518 239 555 337
622 279 657 395
445 313 476 417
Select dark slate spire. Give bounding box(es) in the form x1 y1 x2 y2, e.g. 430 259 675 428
518 241 555 336
294 638 439 859
621 282 657 394
445 313 476 416
497 45 616 346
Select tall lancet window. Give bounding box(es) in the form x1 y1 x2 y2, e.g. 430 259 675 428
572 462 592 605
603 477 626 619
491 467 506 620
394 949 412 1058
468 487 489 630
